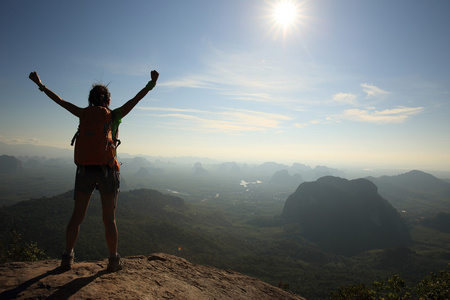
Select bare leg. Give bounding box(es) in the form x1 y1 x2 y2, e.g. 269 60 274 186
101 193 118 257
65 191 91 252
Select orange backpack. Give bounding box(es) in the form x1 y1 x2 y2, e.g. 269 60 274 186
71 106 119 168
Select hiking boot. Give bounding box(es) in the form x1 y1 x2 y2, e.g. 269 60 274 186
107 253 123 272
60 251 74 271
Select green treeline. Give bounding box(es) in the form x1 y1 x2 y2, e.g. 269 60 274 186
331 271 450 300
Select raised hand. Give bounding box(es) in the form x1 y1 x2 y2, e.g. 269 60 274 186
151 70 159 82
29 71 42 86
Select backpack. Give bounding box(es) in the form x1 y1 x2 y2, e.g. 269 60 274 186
71 106 120 168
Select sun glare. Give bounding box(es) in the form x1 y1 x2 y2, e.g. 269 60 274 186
265 0 308 41
274 2 297 27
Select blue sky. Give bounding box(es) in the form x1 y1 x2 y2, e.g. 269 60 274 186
1 0 449 171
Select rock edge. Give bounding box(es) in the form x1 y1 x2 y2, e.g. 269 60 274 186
0 253 305 299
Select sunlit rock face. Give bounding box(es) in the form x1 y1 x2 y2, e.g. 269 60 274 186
282 176 411 255
0 254 306 300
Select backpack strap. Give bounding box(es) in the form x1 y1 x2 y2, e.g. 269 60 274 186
71 128 80 146
111 110 121 149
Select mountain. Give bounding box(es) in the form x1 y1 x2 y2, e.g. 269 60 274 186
193 162 209 176
255 162 290 175
121 156 154 173
368 170 450 193
213 161 243 174
366 170 450 215
269 169 302 186
282 176 411 255
0 253 305 300
134 166 151 177
0 155 22 173
252 162 345 181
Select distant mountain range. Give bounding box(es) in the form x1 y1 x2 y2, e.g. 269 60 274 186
0 142 352 185
2 141 449 181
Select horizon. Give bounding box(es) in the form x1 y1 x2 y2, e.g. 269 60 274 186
1 1 449 173
2 140 450 179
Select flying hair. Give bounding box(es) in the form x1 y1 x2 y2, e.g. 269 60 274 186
88 83 111 107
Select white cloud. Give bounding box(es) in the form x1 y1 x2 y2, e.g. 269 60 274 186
333 92 357 105
361 83 389 98
342 106 423 124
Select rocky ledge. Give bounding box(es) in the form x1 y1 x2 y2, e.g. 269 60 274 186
0 253 305 299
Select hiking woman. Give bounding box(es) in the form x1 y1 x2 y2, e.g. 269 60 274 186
29 70 159 271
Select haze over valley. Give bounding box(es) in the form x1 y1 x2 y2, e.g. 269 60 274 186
1 142 450 299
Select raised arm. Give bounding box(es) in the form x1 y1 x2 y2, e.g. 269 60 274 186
119 70 159 118
29 72 82 118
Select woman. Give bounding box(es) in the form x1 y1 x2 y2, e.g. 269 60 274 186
29 69 159 271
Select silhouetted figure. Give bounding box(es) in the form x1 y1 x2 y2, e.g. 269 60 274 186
29 70 159 271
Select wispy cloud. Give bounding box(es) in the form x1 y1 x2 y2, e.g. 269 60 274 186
342 106 423 124
361 83 390 98
333 92 357 105
138 106 292 133
159 47 327 106
138 107 207 114
159 75 223 90
0 136 40 145
328 84 424 124
294 123 308 128
333 84 388 106
222 92 278 103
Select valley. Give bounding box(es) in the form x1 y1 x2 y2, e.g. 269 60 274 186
1 155 450 299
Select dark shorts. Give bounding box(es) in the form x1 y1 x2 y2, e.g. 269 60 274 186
74 165 120 199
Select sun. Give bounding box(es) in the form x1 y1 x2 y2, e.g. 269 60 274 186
264 0 308 41
274 1 297 28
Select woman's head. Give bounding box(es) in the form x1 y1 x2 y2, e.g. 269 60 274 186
88 84 110 107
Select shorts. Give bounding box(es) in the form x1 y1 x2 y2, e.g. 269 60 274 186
74 165 120 199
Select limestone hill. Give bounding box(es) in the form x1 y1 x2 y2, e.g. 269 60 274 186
0 253 305 300
282 176 411 255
